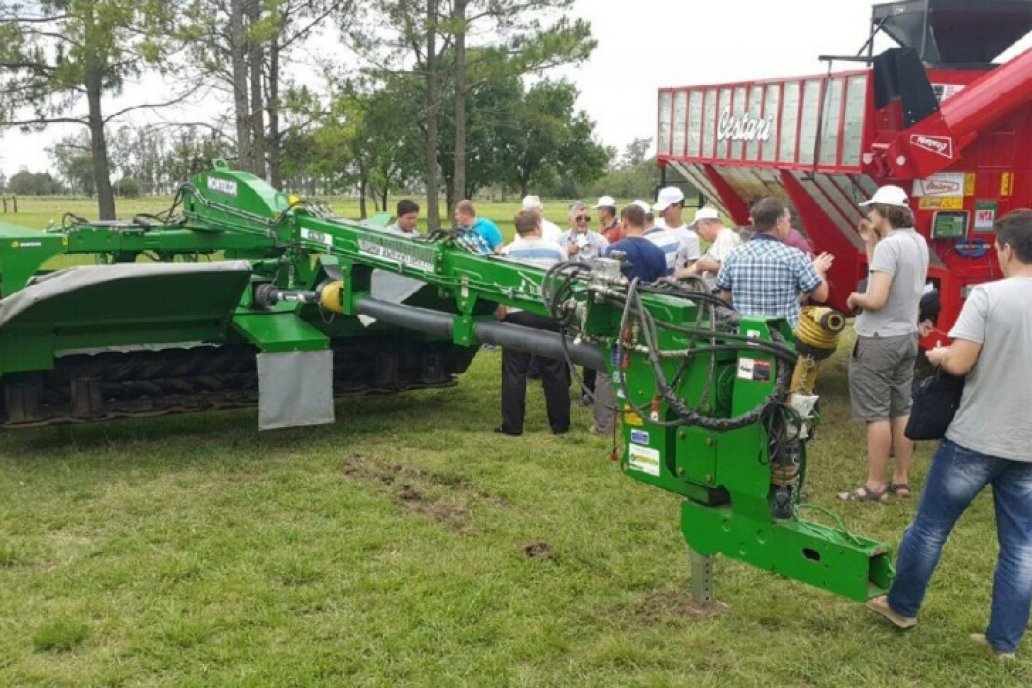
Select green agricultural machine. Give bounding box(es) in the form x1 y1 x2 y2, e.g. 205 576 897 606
0 161 891 602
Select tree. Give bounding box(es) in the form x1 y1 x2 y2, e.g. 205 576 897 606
49 132 102 196
621 137 654 168
7 170 58 195
352 1 594 226
0 2 191 219
501 80 608 198
0 170 6 193
114 176 140 198
185 0 354 186
447 1 594 207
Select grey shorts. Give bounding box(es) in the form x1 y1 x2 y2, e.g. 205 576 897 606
848 333 919 422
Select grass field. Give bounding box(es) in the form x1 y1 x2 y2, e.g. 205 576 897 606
1 198 1029 686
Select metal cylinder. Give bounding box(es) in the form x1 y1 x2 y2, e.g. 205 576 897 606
355 296 607 370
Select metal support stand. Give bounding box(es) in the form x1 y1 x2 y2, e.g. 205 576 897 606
689 548 716 604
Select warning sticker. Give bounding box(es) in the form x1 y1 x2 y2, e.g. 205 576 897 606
974 201 998 232
624 411 644 426
738 358 772 382
628 444 661 477
918 197 963 211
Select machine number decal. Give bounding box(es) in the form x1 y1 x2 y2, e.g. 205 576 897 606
628 444 661 477
301 228 334 248
630 429 649 444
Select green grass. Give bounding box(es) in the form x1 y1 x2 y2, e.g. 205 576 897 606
0 197 1028 685
0 342 1029 687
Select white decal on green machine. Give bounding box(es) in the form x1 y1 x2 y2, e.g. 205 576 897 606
358 237 434 272
206 176 239 197
628 444 661 477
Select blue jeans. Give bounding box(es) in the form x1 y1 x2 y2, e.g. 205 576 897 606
888 439 1032 653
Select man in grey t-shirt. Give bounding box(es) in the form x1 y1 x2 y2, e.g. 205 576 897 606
839 185 929 503
867 208 1032 658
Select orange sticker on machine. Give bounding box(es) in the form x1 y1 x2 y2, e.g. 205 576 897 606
1001 172 1013 197
964 173 975 196
624 410 644 426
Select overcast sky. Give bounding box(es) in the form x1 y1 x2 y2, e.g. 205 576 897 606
2 0 1031 179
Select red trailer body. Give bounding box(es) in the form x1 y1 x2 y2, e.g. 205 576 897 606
656 1 1032 342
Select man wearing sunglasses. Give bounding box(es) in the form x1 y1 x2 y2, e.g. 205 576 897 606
559 201 609 262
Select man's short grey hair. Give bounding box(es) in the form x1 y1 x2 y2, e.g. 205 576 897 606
567 201 588 215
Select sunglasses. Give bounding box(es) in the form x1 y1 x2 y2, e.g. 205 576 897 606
576 215 590 222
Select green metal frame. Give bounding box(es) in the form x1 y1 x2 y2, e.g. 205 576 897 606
0 161 893 602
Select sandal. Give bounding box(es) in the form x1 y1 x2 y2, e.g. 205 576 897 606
888 482 912 498
836 485 887 503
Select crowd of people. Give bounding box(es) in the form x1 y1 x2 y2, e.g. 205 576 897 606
379 186 1032 659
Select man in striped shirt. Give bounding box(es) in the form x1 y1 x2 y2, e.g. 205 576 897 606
495 210 570 436
715 197 833 328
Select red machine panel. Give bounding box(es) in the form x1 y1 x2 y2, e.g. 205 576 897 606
656 1 1032 341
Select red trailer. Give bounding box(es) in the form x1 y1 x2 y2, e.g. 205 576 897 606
656 0 1032 340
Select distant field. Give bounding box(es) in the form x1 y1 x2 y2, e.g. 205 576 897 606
0 198 1028 686
0 193 580 240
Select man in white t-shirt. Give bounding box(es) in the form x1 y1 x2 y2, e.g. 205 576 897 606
676 206 740 287
650 186 701 273
521 195 562 244
867 208 1032 659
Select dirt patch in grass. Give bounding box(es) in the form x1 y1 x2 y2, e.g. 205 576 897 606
341 453 498 534
637 590 728 623
523 540 557 562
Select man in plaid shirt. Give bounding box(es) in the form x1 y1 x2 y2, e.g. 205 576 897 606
716 197 834 328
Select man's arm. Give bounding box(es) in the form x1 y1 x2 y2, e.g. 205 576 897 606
846 270 892 312
720 289 733 304
926 339 982 375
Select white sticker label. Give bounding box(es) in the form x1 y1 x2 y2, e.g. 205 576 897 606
301 228 334 248
207 176 238 197
358 238 434 272
738 358 756 379
628 444 661 477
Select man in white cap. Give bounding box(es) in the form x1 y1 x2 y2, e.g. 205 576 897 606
838 184 929 503
593 195 622 243
521 195 563 244
676 207 741 288
647 186 701 274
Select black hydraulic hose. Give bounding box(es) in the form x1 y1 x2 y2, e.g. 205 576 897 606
354 296 606 370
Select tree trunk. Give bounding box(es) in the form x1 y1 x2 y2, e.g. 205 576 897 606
359 177 368 219
246 0 266 178
230 0 251 171
423 0 441 231
452 0 467 208
267 38 282 189
85 67 115 220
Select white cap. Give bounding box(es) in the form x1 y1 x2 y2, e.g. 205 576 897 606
631 200 652 215
522 195 543 211
653 186 685 212
691 206 721 226
859 185 909 208
592 195 616 209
